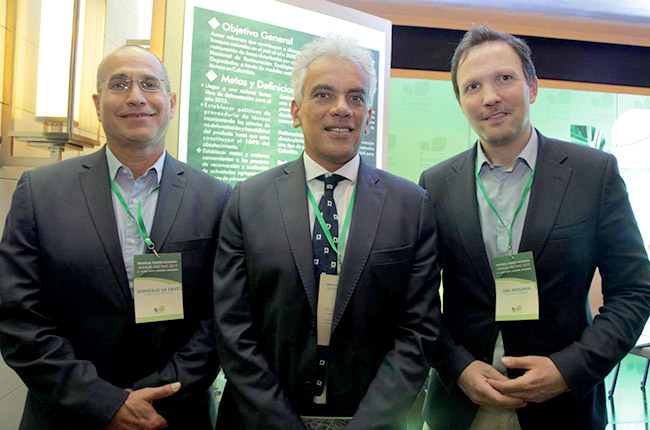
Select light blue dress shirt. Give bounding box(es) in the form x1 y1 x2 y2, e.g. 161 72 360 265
106 146 166 295
476 130 539 266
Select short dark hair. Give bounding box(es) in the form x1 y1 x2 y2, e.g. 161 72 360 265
450 25 537 100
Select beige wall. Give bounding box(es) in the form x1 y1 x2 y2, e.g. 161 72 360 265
330 0 650 47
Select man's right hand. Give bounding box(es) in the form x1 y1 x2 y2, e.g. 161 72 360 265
105 382 181 430
457 361 527 409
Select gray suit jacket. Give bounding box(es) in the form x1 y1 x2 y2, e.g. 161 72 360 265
0 147 231 430
419 132 650 430
214 156 441 430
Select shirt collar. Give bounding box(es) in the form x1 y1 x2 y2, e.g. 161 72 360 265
303 152 360 185
476 126 539 174
106 145 166 183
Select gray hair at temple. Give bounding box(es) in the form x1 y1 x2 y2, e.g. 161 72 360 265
292 35 377 108
96 45 171 93
450 25 537 100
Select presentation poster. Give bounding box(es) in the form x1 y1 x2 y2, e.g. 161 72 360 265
179 0 390 185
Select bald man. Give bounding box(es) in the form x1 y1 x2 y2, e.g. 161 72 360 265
0 45 230 430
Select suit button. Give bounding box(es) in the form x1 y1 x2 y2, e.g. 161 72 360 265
309 326 316 336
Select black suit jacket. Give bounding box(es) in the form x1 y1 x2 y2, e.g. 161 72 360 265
213 156 441 430
419 132 650 430
0 147 231 430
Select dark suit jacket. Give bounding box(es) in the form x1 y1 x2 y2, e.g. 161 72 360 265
419 132 650 430
213 156 441 430
0 147 231 430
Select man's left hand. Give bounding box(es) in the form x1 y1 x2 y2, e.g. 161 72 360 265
486 356 570 403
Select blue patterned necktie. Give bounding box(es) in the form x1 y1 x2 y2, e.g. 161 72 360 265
312 173 345 397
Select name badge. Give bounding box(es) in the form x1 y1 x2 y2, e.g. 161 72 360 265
134 253 184 324
493 251 539 321
317 274 339 346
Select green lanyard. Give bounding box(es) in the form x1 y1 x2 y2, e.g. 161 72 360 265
475 157 535 258
109 176 161 258
307 183 357 269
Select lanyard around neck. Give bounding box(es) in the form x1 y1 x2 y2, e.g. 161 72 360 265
475 156 535 258
109 174 161 257
307 183 357 269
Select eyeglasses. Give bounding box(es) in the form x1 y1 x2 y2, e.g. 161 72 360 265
102 77 167 93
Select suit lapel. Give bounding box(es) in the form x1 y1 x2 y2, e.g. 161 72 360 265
149 154 186 251
79 147 131 302
519 133 572 258
276 158 318 314
447 147 495 292
331 160 385 333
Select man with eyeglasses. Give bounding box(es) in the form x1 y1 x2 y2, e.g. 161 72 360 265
0 45 231 430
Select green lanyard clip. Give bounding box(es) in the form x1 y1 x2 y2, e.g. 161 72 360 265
475 156 536 259
109 175 161 258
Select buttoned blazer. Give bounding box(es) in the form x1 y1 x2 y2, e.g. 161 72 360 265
214 156 441 430
419 131 650 430
0 147 231 430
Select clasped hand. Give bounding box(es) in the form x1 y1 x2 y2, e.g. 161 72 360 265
457 356 569 408
105 381 181 430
